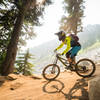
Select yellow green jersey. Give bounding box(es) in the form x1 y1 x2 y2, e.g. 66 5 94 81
56 36 71 55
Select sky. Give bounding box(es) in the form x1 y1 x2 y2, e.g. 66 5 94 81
23 0 100 49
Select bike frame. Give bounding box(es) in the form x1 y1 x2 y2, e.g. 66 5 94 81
54 54 70 67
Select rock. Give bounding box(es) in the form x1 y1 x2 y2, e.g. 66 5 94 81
8 74 18 79
88 76 100 100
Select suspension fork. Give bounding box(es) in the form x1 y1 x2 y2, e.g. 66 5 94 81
51 58 58 74
53 57 58 64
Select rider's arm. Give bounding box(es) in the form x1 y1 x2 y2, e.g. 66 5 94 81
61 36 71 55
56 42 64 51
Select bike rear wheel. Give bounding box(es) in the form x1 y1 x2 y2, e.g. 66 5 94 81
42 64 60 80
75 58 96 77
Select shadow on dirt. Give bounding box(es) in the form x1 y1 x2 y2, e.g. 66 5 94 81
0 81 4 87
42 78 89 100
42 80 64 93
0 76 17 87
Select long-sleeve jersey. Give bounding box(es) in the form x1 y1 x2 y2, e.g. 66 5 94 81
56 36 71 55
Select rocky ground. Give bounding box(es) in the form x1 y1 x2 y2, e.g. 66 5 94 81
0 63 100 100
0 48 100 100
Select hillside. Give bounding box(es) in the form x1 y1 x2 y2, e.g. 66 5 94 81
30 43 100 74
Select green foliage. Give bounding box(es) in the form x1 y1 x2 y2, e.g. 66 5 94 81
0 0 51 48
15 49 34 75
60 0 85 34
0 0 52 74
0 0 52 48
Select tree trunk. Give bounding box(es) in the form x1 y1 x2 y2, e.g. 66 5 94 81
1 0 34 76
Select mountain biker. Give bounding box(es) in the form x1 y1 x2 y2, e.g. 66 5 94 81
54 31 81 69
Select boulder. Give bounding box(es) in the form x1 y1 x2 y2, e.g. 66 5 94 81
88 76 100 100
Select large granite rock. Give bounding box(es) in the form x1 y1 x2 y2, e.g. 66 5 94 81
88 76 100 100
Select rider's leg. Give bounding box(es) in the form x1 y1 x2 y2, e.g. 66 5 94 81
66 50 75 64
65 46 81 70
69 46 81 65
70 46 81 57
71 56 76 64
66 51 72 63
67 56 75 65
65 54 74 70
67 57 73 63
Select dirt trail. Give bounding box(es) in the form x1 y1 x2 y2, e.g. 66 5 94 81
0 64 100 100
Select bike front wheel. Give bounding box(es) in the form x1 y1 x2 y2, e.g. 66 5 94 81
75 58 96 78
42 64 60 81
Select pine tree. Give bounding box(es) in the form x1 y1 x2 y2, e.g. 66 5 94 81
0 0 52 75
60 0 85 35
15 49 34 75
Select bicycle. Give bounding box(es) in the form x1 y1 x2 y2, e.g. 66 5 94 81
42 52 96 80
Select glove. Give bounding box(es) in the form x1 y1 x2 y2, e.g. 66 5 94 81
61 53 64 55
54 49 57 52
